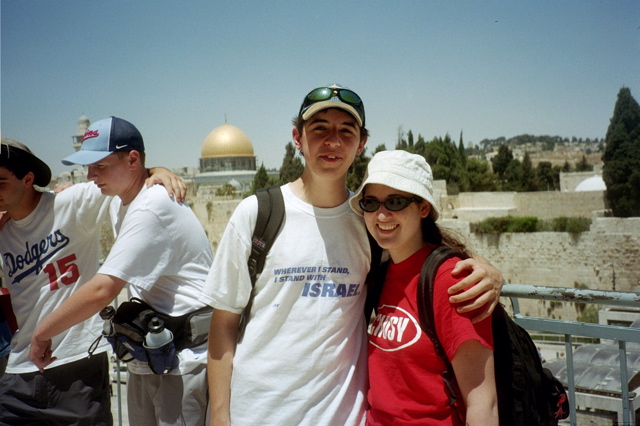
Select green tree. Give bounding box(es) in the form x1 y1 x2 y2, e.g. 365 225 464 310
416 134 469 193
536 161 560 191
253 163 271 192
346 147 372 192
491 145 513 182
603 88 640 216
575 155 593 172
450 145 469 193
395 126 407 150
407 130 414 148
503 159 523 191
414 134 426 154
374 144 387 154
458 132 467 168
521 153 538 191
466 158 498 192
344 145 388 191
279 142 304 185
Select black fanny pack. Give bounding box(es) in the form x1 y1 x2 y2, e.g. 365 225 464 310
90 298 212 374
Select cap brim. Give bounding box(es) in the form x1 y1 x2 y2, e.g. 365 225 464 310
302 102 363 127
62 150 112 166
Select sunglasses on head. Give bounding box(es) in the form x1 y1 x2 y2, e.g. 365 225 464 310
359 197 421 213
299 87 365 126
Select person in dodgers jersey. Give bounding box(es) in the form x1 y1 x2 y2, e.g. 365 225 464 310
201 84 505 425
0 136 184 424
27 117 212 426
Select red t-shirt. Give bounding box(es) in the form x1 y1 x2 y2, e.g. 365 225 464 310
367 246 494 425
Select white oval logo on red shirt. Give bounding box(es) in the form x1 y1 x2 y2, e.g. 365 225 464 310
368 304 422 351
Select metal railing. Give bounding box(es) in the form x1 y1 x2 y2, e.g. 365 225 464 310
108 284 640 425
502 284 640 425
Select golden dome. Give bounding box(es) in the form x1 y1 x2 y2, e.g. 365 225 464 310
201 124 254 158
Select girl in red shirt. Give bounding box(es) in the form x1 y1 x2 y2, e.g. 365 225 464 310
350 150 498 426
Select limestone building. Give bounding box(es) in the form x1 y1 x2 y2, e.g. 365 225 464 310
58 115 92 184
73 115 90 151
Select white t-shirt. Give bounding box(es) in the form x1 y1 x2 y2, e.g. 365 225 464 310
100 184 212 375
0 183 113 373
200 184 371 425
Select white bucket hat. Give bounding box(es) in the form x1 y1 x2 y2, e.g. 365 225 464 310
350 150 439 221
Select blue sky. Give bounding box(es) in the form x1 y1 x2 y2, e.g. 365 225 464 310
2 1 639 177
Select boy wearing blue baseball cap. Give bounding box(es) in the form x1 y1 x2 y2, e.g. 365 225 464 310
0 135 184 424
30 118 213 426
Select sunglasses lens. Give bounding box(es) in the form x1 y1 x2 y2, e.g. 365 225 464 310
386 198 410 211
359 199 380 213
339 90 362 105
360 197 417 213
307 87 333 101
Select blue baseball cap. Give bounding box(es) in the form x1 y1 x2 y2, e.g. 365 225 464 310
62 116 144 166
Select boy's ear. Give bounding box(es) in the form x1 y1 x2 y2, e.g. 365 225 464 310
128 150 142 168
357 136 368 155
23 171 36 188
292 128 303 151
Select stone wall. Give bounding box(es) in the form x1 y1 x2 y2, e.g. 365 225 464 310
512 191 607 219
443 190 607 221
441 217 640 320
190 196 242 254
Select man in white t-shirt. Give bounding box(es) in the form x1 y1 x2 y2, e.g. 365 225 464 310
201 85 505 425
29 117 213 426
0 137 184 424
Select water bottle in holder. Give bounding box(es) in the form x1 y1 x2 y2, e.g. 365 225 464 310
145 317 173 348
144 316 178 374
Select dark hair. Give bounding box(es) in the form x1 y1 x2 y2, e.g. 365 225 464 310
421 217 471 258
0 154 31 180
292 108 369 142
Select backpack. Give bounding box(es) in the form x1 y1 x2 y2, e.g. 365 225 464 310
237 185 383 342
237 186 285 342
368 246 570 425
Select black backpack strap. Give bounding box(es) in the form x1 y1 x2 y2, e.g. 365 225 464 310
417 246 467 425
237 186 285 343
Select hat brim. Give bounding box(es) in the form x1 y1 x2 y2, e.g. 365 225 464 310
30 156 52 187
1 141 52 187
302 102 363 127
62 150 112 166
